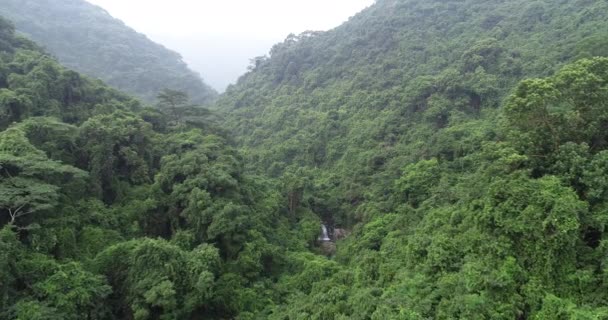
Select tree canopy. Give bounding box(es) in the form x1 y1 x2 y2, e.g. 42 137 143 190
3 0 608 318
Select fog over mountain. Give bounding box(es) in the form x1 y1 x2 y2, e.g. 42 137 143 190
151 34 280 92
85 0 374 91
0 0 219 104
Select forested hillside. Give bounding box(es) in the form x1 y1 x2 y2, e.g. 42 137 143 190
3 0 608 319
0 16 316 319
219 0 608 228
0 0 217 104
216 0 608 318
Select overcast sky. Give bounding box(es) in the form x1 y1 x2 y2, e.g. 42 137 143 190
85 0 374 91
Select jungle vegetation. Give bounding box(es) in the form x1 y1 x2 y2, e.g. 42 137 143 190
2 0 608 319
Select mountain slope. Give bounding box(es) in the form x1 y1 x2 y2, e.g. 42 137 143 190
4 0 608 319
214 0 608 318
0 16 303 319
218 0 608 224
0 0 217 104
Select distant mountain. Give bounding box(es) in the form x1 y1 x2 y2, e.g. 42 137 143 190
0 0 217 104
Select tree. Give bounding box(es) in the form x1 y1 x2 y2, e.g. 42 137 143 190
77 111 154 202
157 89 189 124
0 126 85 226
395 158 441 207
157 89 217 129
504 58 608 159
94 238 220 319
0 89 31 130
31 262 112 320
0 225 20 313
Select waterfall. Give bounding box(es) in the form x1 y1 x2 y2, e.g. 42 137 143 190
319 224 331 241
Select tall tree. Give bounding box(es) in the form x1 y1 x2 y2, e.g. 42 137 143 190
157 89 189 125
0 126 85 227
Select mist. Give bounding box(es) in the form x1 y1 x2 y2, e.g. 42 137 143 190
152 34 280 92
85 0 374 92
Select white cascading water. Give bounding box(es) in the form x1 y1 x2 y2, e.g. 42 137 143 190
319 224 331 241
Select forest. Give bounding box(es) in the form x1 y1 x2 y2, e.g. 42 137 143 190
2 0 608 319
0 0 217 104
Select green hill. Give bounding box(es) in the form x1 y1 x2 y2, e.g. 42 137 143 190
3 0 608 319
218 0 608 226
0 16 293 319
216 0 608 318
0 0 217 104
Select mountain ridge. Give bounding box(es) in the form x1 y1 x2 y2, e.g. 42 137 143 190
0 0 217 104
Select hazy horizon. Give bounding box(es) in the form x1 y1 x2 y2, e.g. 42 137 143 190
85 0 374 92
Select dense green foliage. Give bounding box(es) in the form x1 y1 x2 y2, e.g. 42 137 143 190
0 17 310 319
0 0 217 104
219 0 608 227
215 0 608 318
3 0 608 319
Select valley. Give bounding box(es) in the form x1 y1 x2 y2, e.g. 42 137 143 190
1 0 608 319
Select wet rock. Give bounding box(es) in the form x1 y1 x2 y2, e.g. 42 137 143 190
319 241 336 256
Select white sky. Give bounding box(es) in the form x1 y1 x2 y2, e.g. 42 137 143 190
85 0 374 91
